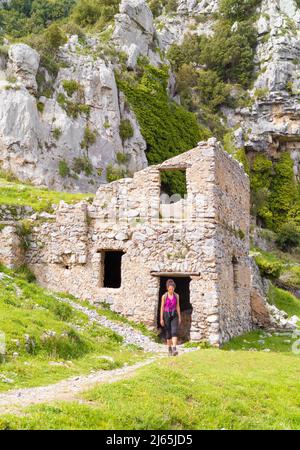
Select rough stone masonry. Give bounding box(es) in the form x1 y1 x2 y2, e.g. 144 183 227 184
0 138 253 346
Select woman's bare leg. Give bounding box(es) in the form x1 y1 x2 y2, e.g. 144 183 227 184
172 336 178 347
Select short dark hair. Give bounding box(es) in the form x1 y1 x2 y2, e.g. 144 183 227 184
166 279 176 289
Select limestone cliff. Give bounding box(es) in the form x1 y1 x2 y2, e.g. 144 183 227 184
1 0 300 193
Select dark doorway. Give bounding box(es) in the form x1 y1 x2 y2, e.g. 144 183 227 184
103 251 124 288
157 276 193 343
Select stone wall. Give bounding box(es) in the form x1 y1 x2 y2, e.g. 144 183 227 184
14 138 252 345
214 145 252 342
0 224 24 268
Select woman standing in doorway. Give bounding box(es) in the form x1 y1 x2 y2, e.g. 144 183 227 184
160 279 181 356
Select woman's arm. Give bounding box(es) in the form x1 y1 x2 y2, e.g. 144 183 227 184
160 295 165 327
176 294 181 324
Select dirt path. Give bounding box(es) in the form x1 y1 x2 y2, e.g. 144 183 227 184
0 295 197 415
53 295 166 353
0 357 160 415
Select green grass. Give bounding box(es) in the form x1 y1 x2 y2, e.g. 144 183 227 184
1 349 299 430
0 178 94 213
0 264 147 392
251 245 300 290
56 292 160 341
222 329 298 353
267 283 300 318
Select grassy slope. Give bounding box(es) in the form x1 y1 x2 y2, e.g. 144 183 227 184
0 265 147 392
0 178 94 212
1 349 299 430
251 245 300 290
1 260 299 430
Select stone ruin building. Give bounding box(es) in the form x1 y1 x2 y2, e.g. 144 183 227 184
0 138 254 346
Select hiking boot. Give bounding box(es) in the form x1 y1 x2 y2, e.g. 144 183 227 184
172 346 178 356
168 346 173 356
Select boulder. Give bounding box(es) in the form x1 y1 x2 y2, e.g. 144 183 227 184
7 44 40 93
113 0 158 68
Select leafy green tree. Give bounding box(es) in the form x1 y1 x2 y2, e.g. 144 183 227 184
196 69 231 112
200 20 257 87
72 0 119 28
275 222 300 252
219 0 261 22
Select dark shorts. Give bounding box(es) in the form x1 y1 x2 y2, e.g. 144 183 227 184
163 310 179 339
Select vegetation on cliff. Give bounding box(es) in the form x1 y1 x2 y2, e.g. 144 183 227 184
117 64 211 196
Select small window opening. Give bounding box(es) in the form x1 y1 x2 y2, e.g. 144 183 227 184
232 255 239 289
103 251 125 288
160 169 187 203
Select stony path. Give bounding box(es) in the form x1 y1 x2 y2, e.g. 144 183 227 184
52 294 166 353
0 357 160 415
0 295 197 415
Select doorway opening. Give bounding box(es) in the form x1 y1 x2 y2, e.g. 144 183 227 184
157 276 193 343
103 250 125 288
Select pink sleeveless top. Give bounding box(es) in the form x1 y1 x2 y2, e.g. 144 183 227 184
164 294 177 312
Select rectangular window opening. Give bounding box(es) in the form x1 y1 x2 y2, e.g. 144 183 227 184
232 255 239 289
103 250 125 288
159 169 187 203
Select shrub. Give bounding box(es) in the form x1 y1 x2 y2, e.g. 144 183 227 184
195 69 232 112
167 33 205 72
72 0 119 29
72 156 93 176
62 79 81 97
52 127 62 140
119 119 134 142
37 101 45 113
42 23 68 53
106 164 127 182
219 0 262 22
116 152 130 164
200 20 258 88
24 23 67 77
41 329 90 359
116 65 209 195
0 1 75 38
15 220 34 250
254 255 283 279
249 152 299 230
148 0 178 17
57 93 90 119
14 264 36 283
275 222 300 252
80 126 97 150
52 302 73 321
58 159 70 178
63 21 85 39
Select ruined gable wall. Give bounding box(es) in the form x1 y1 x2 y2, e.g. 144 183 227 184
213 145 252 342
20 140 252 343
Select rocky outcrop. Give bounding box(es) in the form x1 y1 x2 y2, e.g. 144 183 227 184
113 0 161 68
0 34 147 192
156 0 218 50
7 44 40 93
2 0 300 194
225 0 300 167
250 256 299 330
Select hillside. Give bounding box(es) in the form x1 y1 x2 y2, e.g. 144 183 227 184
0 263 155 392
1 0 300 431
0 259 299 429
